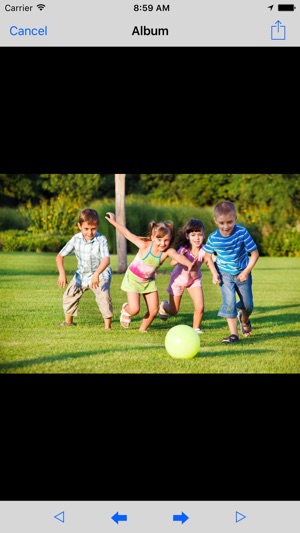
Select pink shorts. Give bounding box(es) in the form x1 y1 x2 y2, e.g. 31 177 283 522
167 277 202 296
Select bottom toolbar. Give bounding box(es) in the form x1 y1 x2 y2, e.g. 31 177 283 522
0 501 298 533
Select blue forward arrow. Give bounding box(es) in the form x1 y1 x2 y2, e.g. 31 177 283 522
54 511 65 523
236 512 246 523
111 512 128 524
173 512 189 524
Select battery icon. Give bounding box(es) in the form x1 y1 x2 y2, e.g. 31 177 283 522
278 4 296 9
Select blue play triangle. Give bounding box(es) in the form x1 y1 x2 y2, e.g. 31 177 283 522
236 512 246 523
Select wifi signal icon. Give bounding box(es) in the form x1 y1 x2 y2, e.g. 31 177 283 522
37 3 46 10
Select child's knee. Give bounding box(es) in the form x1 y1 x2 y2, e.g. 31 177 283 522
128 304 140 316
244 305 253 316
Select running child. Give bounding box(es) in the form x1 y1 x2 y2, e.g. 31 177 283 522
158 218 219 333
105 212 197 332
203 200 259 343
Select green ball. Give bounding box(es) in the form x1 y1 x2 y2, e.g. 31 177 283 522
165 325 200 359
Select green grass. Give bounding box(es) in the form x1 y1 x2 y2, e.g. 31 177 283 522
0 253 299 373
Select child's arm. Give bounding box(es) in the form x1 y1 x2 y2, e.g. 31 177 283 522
90 257 110 288
170 247 186 266
56 253 68 288
105 212 149 250
166 248 197 273
204 253 220 285
236 248 260 282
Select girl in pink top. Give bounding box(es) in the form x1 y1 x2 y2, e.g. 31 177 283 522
159 218 219 333
105 212 197 332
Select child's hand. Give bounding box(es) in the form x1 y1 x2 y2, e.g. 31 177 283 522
57 274 67 288
90 274 99 289
105 212 116 223
212 273 220 285
236 271 248 282
187 255 198 273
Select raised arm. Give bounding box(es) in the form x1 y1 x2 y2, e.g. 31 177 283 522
105 212 148 249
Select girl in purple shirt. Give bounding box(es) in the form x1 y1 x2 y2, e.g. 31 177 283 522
159 218 219 333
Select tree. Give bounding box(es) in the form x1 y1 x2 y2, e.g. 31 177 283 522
115 174 127 273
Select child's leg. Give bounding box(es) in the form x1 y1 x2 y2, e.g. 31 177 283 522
218 272 239 338
104 317 112 330
139 291 159 332
61 279 82 325
92 280 113 329
226 317 239 337
236 276 253 336
187 286 204 329
236 276 253 319
126 292 141 316
164 294 182 316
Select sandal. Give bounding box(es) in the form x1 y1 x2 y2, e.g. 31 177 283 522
158 300 169 320
237 310 252 336
120 303 131 328
222 334 239 343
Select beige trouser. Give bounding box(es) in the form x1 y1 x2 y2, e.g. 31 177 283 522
63 278 113 318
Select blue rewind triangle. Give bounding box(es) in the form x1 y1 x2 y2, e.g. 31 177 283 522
54 511 65 523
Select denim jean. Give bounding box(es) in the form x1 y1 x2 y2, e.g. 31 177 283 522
218 271 253 318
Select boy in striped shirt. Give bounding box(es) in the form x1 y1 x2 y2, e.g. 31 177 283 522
203 201 259 343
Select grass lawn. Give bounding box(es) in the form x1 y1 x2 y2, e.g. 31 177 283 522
0 253 299 374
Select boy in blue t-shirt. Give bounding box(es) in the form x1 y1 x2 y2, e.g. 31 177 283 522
203 200 259 344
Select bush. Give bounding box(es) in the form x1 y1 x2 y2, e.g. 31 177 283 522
19 196 81 234
90 197 216 253
261 227 300 257
0 231 72 252
0 207 29 231
2 198 300 257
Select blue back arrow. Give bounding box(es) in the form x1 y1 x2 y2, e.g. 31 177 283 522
173 512 189 524
54 511 65 523
111 512 128 524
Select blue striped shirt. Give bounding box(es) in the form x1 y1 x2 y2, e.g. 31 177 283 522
59 231 112 286
203 225 257 275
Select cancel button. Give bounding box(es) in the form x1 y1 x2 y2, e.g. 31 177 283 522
10 25 48 35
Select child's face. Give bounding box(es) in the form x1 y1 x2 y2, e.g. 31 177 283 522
78 221 99 241
214 212 236 237
186 231 204 246
151 231 172 251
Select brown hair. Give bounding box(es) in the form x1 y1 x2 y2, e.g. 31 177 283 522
174 218 205 250
214 201 236 218
78 208 99 225
145 220 175 247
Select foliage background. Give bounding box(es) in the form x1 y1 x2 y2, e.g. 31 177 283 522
0 174 299 256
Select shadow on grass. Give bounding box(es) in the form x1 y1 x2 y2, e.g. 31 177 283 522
198 348 274 358
173 305 300 327
0 345 275 371
0 345 160 371
0 270 69 277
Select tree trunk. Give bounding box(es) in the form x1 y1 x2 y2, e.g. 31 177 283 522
114 174 127 273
